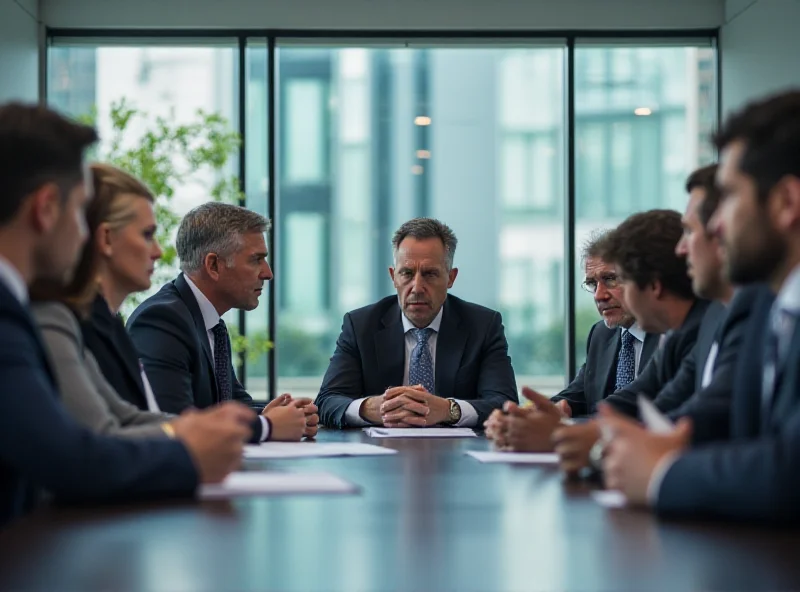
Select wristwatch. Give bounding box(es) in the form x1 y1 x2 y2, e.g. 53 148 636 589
444 398 462 425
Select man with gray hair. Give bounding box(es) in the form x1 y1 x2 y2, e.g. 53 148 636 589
316 217 518 429
128 202 318 443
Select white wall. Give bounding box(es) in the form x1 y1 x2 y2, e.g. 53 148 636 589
721 0 800 115
0 0 40 102
42 0 724 30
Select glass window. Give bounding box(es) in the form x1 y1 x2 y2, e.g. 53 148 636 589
574 43 717 367
275 44 566 398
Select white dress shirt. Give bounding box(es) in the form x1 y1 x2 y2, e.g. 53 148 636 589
701 342 719 389
184 275 270 441
649 265 800 505
345 306 479 427
0 256 28 304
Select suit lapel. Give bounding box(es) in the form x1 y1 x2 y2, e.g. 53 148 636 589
768 317 800 426
435 300 468 399
640 333 659 371
174 274 218 399
374 302 405 390
91 295 144 396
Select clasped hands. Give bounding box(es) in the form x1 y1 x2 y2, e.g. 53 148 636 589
484 386 572 452
361 385 450 427
260 394 320 440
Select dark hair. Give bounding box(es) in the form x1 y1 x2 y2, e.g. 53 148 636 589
392 218 458 270
30 163 155 314
713 90 800 201
0 102 97 225
599 209 694 300
685 163 721 229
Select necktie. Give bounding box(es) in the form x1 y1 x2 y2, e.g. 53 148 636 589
212 319 233 402
408 328 435 394
762 306 797 425
614 330 637 391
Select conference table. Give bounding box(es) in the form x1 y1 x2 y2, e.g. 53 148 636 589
1 430 799 592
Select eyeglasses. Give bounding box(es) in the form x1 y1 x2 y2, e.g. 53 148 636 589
581 275 620 293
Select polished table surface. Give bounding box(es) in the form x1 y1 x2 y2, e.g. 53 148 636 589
1 429 800 592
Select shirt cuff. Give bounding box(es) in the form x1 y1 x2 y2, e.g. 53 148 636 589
646 450 681 506
259 416 271 442
453 400 478 428
345 398 371 427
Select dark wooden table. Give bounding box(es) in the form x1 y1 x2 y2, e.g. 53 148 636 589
1 429 799 592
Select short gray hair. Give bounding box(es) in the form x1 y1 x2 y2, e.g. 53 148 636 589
392 217 458 270
581 229 611 267
177 202 270 274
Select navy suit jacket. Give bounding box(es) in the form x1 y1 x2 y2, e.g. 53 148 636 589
605 299 711 417
82 294 149 410
0 284 197 528
551 321 660 417
127 274 264 441
316 295 518 429
664 285 760 442
656 284 800 522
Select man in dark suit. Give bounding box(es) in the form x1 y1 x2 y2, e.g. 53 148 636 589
491 209 701 454
551 231 661 418
0 102 254 527
128 203 315 443
601 90 800 521
316 218 518 429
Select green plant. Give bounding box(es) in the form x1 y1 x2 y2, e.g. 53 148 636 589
84 99 272 358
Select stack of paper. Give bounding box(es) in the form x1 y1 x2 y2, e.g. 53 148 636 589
244 442 397 459
591 490 627 508
465 450 559 464
199 471 358 499
363 427 476 438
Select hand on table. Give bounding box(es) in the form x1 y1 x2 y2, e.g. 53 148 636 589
599 404 692 506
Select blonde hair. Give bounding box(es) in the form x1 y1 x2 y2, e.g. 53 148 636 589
31 163 155 313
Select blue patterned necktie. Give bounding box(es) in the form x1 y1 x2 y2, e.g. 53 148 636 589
408 328 435 394
614 330 637 391
212 319 233 402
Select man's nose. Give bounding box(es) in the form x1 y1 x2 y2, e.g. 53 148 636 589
260 261 274 281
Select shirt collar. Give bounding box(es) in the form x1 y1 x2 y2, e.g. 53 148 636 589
621 322 645 343
401 303 444 334
183 274 221 332
0 256 28 305
776 264 800 315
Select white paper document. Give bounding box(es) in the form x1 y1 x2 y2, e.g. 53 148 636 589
244 442 397 459
591 489 628 508
465 450 559 464
637 394 676 434
363 427 476 438
199 471 358 499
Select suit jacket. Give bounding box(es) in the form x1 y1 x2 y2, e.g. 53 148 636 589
604 299 711 417
656 284 800 522
316 295 518 429
83 294 149 411
0 283 197 528
664 285 760 442
127 274 264 441
32 301 171 439
550 321 660 416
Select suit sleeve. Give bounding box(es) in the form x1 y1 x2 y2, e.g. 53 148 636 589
456 312 519 425
0 320 198 503
316 313 367 429
656 405 800 522
650 347 698 414
39 318 169 439
551 324 595 417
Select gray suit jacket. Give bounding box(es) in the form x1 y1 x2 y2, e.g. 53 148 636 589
32 302 171 439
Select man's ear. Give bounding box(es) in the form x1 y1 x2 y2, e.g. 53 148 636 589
447 267 459 288
205 253 221 281
28 183 62 234
651 279 664 299
773 175 800 232
388 267 395 284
